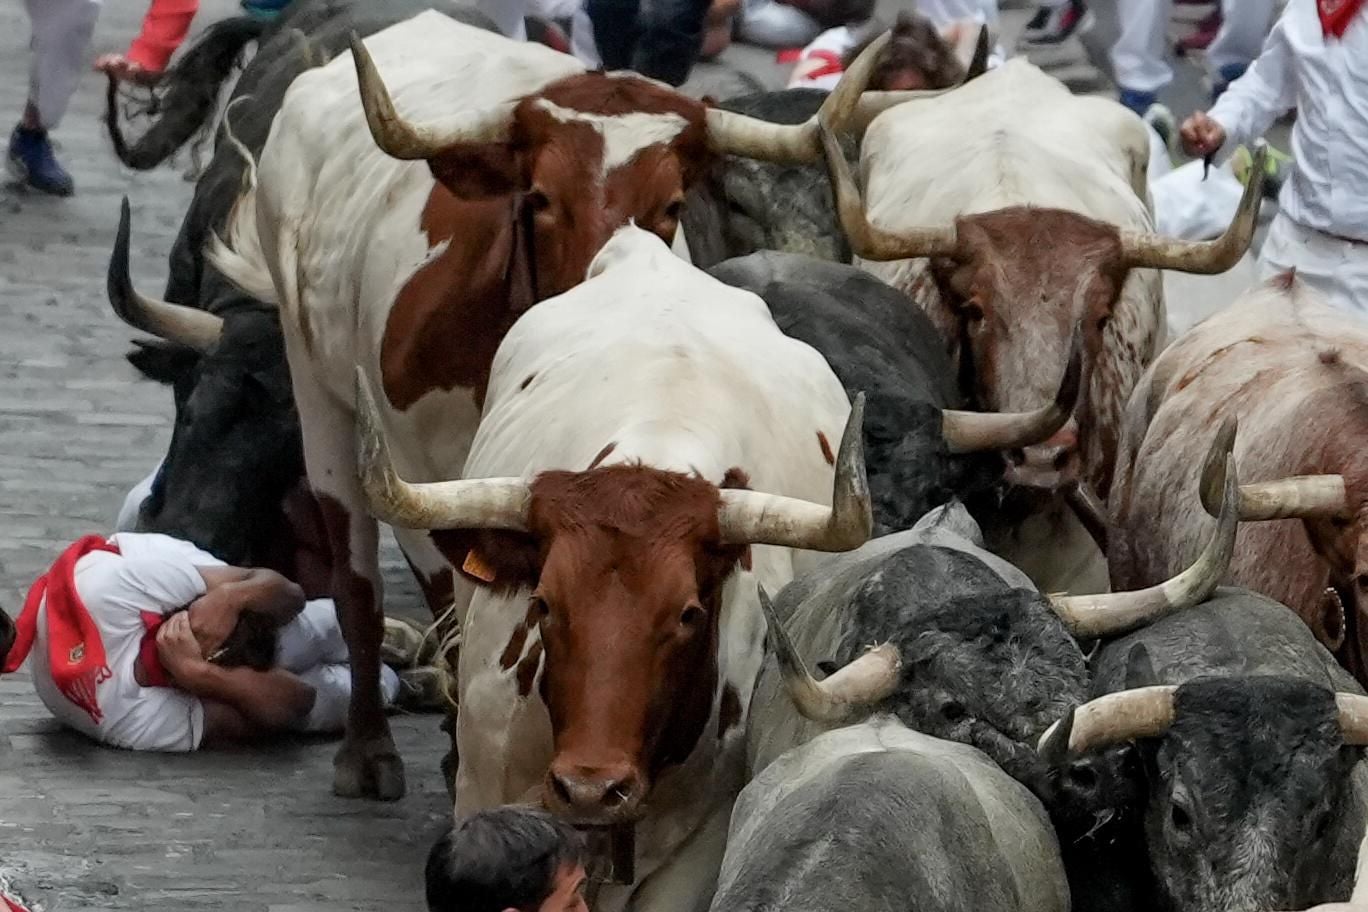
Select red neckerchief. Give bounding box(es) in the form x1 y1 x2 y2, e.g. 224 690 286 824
779 48 845 80
137 612 173 687
1319 0 1365 38
3 536 121 724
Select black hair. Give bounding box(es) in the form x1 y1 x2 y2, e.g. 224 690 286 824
426 807 586 912
169 605 278 670
0 606 16 667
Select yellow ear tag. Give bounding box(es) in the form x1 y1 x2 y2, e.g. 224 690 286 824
463 549 497 583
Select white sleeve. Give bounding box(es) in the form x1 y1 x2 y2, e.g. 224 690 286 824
103 687 205 752
75 548 212 633
1208 12 1297 150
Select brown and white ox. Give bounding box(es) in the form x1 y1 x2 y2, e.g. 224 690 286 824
1110 273 1368 688
207 13 916 800
356 225 871 912
815 57 1263 595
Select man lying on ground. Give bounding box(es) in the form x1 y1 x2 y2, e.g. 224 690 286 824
0 531 435 751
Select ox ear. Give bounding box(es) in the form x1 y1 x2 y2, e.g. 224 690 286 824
427 143 525 201
432 529 541 592
1123 643 1159 690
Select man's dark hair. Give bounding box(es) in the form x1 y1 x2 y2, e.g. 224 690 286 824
426 807 586 912
170 605 279 670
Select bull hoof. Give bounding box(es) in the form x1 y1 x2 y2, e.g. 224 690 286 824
333 739 406 801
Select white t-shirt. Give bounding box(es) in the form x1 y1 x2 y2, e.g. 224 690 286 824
31 533 226 752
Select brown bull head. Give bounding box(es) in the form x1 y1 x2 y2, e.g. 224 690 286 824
353 372 871 821
816 91 1267 496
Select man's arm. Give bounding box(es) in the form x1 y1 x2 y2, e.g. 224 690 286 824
157 613 314 741
1181 13 1295 156
187 566 306 655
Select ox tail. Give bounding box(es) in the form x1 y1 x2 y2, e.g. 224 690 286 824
205 107 278 306
105 16 266 170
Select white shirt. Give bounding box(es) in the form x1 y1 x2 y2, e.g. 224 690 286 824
31 533 226 752
1209 0 1368 243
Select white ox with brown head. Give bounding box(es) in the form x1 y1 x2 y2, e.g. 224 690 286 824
1110 274 1368 690
818 57 1262 594
206 11 906 802
357 225 871 912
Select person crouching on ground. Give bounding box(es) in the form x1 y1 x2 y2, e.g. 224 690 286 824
0 531 430 750
1179 0 1368 316
426 807 588 912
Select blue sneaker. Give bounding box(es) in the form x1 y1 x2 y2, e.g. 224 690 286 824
7 125 74 196
240 0 289 20
1117 88 1158 117
1211 62 1247 102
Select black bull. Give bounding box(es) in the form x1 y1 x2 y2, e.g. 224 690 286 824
108 0 494 572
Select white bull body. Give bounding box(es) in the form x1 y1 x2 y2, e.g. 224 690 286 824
455 226 854 912
852 59 1166 595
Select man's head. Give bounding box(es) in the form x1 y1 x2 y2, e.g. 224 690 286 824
427 807 587 912
0 606 16 668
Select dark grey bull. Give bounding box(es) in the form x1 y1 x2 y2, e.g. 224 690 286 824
744 453 1238 912
1042 590 1368 912
107 0 493 572
710 252 1083 535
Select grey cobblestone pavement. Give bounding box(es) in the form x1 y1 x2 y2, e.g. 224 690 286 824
0 0 1127 908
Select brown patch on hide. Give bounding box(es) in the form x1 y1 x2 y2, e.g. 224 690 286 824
816 431 835 466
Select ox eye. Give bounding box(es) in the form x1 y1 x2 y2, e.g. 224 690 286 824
1097 315 1111 331
530 595 550 621
1170 803 1192 833
680 602 705 628
664 199 684 221
962 301 984 323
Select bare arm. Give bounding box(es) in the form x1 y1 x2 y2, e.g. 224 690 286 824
187 566 306 655
156 612 315 741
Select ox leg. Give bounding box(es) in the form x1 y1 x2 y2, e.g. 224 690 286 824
291 368 404 801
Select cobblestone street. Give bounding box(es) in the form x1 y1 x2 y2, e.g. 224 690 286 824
0 0 1176 907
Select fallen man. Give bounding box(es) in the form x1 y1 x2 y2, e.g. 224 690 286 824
0 532 433 751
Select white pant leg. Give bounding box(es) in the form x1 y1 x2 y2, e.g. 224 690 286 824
274 598 350 673
295 663 400 734
1110 0 1172 93
475 0 528 37
25 0 101 130
737 0 822 47
916 0 1001 30
1146 123 1173 186
116 459 163 532
1207 0 1276 75
1258 214 1368 318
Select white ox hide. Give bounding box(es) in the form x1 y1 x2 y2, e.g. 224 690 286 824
454 226 854 912
1110 276 1368 685
211 12 584 597
207 10 745 800
852 59 1163 595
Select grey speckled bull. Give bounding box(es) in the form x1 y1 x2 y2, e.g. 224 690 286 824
712 717 1068 912
1048 590 1368 912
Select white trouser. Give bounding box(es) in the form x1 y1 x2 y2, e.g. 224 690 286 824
117 459 163 532
1259 214 1368 318
737 0 822 47
25 0 102 130
1111 0 1275 92
472 0 601 66
275 599 401 733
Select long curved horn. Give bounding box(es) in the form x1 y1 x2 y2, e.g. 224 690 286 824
350 33 513 160
1118 143 1267 275
1036 686 1177 757
109 197 224 351
942 326 1083 453
1048 447 1239 638
718 394 872 551
759 584 900 722
1337 693 1368 745
704 30 952 164
354 368 531 530
1198 414 1350 520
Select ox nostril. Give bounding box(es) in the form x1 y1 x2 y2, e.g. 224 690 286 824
550 773 574 808
1053 449 1072 471
1008 448 1026 466
600 778 634 809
